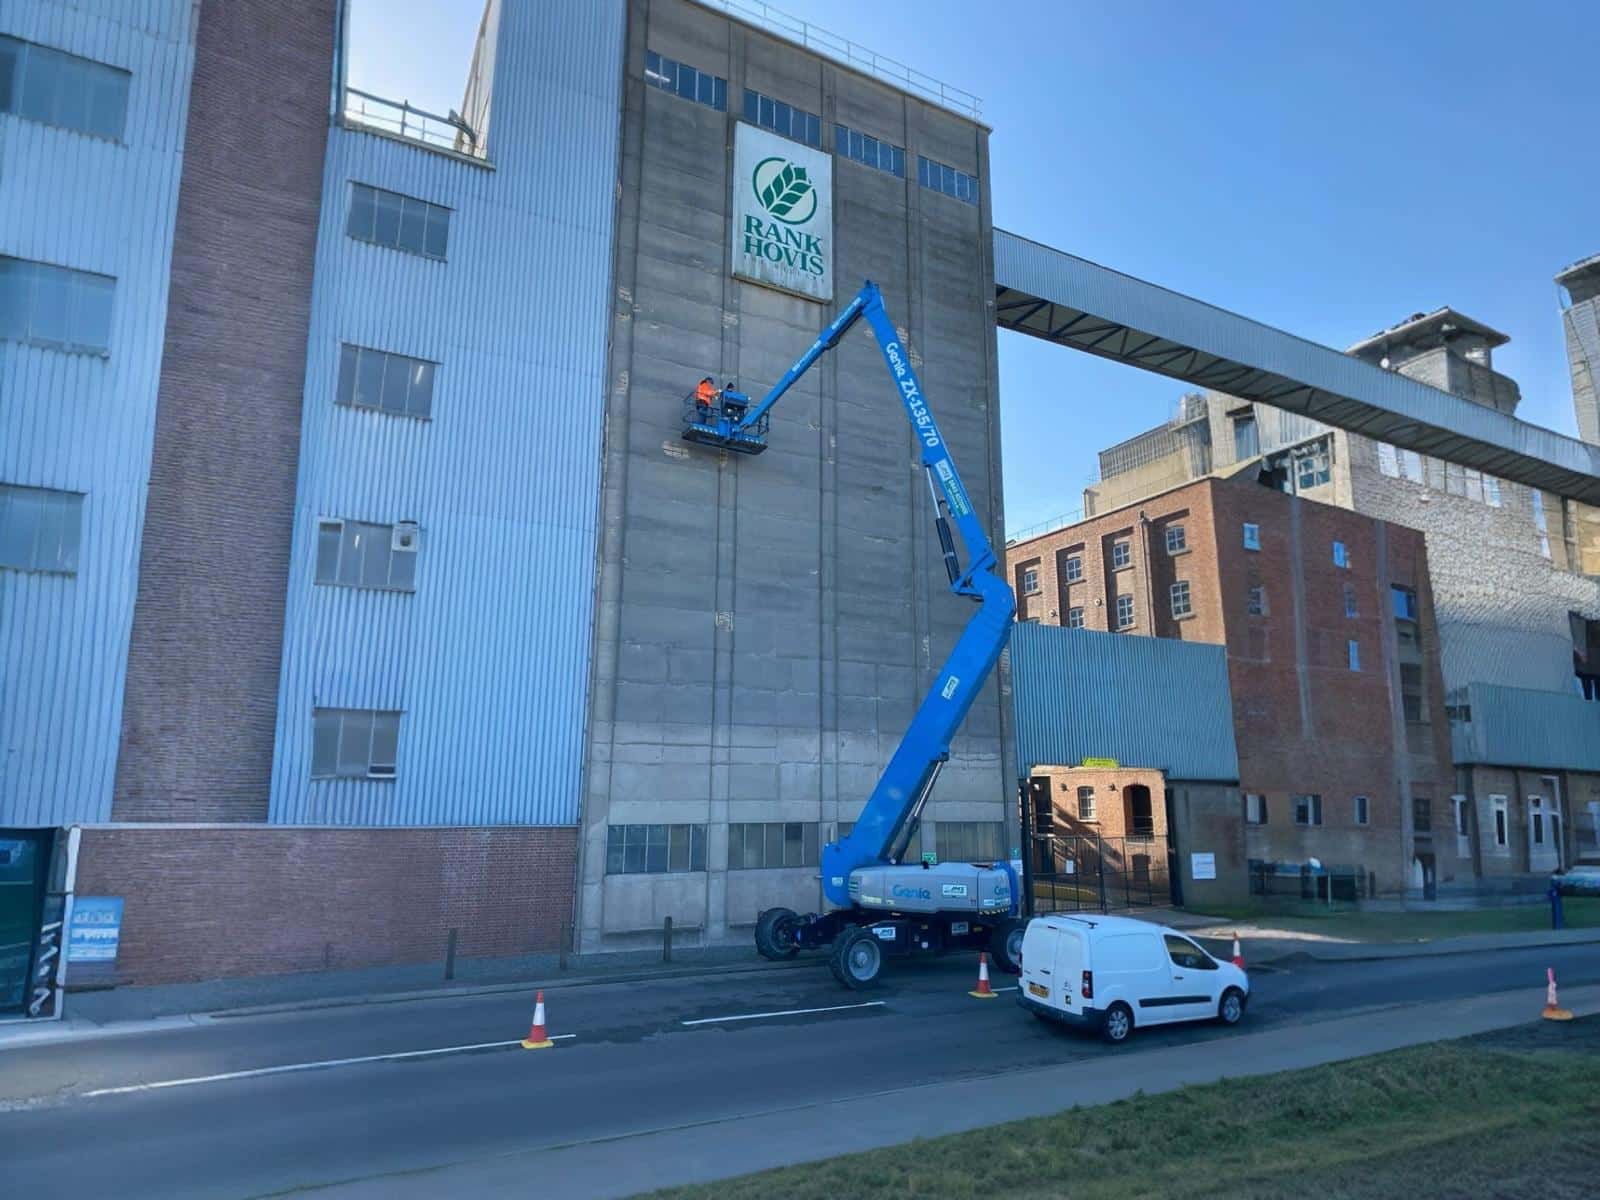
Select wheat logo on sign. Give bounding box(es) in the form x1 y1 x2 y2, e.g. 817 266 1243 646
752 156 816 225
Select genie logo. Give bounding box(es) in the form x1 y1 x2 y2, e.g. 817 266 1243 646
891 883 931 901
884 342 940 449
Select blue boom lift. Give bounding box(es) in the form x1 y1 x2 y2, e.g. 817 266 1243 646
682 281 1021 988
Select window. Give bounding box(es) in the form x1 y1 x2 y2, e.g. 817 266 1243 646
1354 795 1369 826
1111 540 1131 569
1170 580 1192 618
1295 444 1331 489
1332 540 1348 568
1242 523 1261 551
1077 786 1096 820
1021 565 1040 594
1164 934 1216 971
0 35 130 141
1492 796 1509 848
1400 450 1425 483
1530 798 1545 846
1247 586 1267 617
833 122 903 175
935 821 1006 863
311 708 400 779
1294 794 1323 826
1343 584 1358 618
917 154 978 205
1400 664 1425 723
1233 413 1259 461
1245 793 1268 825
315 518 418 592
1115 594 1134 629
743 88 820 147
1066 606 1085 629
1464 468 1483 504
1377 442 1400 477
347 183 450 259
1453 796 1470 838
727 822 818 869
336 344 436 419
1165 525 1187 554
606 824 707 874
1531 491 1552 559
1484 475 1503 507
0 256 115 354
1391 585 1417 621
1063 554 1083 583
0 483 83 574
1347 639 1361 671
644 51 726 111
1413 796 1432 833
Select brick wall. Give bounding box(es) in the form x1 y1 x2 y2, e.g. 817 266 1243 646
113 0 337 819
75 826 577 985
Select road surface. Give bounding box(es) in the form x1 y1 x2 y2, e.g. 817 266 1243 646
1 942 1594 1198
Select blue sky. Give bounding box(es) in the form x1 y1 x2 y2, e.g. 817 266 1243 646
349 1 1600 534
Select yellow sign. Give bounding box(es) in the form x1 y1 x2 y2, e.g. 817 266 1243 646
1080 757 1120 769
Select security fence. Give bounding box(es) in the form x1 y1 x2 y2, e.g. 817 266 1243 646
1027 833 1176 914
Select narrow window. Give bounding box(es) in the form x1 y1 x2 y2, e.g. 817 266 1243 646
1116 594 1134 629
1245 793 1268 825
1332 540 1348 568
1293 794 1323 826
1111 540 1131 569
1247 585 1267 616
1077 786 1096 820
1233 413 1259 461
1492 796 1509 848
1021 565 1039 594
1170 579 1192 618
1066 606 1085 629
1531 491 1552 559
1347 639 1361 671
0 482 85 574
1165 524 1187 554
1413 796 1432 832
1063 554 1083 582
1377 442 1399 477
1242 523 1260 551
1354 795 1369 825
1483 476 1503 507
1344 584 1358 618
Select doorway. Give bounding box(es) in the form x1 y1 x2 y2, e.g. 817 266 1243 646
0 830 54 1016
1124 784 1154 838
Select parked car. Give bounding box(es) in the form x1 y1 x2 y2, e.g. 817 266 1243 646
1552 859 1600 896
1016 913 1248 1044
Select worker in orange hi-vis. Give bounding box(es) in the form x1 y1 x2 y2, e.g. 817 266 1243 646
694 376 718 413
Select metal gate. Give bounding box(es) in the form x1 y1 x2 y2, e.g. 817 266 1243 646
1027 832 1173 913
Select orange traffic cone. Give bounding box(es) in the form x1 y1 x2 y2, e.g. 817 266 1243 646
1542 968 1574 1022
521 989 556 1048
1232 932 1245 970
969 952 997 999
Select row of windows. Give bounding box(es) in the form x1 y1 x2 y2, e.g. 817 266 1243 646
347 183 450 260
645 50 727 112
743 87 820 148
647 52 973 203
1245 793 1372 827
0 256 115 355
605 821 1006 874
0 483 83 575
1376 443 1505 509
1024 525 1191 596
0 34 130 142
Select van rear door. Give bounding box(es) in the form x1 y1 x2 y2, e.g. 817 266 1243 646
1019 920 1059 1009
1050 924 1087 1014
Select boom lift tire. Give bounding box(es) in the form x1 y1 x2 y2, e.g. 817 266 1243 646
829 926 884 989
988 917 1025 975
754 907 801 961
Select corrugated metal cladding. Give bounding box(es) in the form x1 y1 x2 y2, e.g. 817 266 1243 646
0 1 195 825
992 230 1600 505
1452 684 1600 772
269 1 625 825
1008 622 1240 782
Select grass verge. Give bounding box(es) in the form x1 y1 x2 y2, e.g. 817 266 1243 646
643 1018 1600 1200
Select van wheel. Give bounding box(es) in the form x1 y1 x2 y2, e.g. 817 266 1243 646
1218 988 1246 1026
1101 1002 1133 1044
829 927 883 989
754 908 800 961
988 918 1024 975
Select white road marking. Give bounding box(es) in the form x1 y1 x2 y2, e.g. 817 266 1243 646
680 1001 886 1026
81 1035 577 1097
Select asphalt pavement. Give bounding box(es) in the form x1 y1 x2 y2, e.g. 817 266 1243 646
1 942 1596 1198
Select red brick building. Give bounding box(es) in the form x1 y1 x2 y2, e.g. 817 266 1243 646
1007 475 1462 893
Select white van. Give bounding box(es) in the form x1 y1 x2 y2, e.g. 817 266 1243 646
1017 913 1248 1043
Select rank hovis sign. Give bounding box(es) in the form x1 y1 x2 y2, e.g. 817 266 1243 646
731 122 834 303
